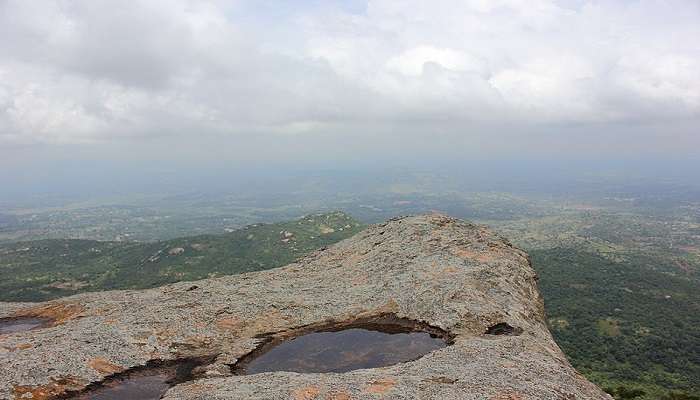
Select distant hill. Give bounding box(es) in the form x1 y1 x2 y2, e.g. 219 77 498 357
0 212 363 302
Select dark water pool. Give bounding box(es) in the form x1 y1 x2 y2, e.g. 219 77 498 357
67 358 208 400
0 317 52 334
234 319 450 374
72 374 171 400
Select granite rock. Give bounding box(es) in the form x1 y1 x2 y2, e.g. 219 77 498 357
0 215 610 399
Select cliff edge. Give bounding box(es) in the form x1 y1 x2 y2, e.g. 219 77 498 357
0 214 610 399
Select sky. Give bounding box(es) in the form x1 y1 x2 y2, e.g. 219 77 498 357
0 0 699 192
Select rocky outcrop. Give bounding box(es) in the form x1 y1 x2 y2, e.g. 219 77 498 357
0 215 610 399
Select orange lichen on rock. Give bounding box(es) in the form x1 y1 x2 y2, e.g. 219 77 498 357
450 246 497 263
327 390 352 400
1 343 33 352
12 376 85 400
366 299 400 317
423 262 462 281
14 302 85 325
364 378 397 395
215 316 242 331
88 357 123 374
292 385 321 400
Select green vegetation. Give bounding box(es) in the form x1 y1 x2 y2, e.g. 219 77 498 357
0 212 363 302
532 247 700 399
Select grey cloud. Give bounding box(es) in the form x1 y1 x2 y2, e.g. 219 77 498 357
0 0 698 150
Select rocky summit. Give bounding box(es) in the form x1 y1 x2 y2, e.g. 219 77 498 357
0 215 610 400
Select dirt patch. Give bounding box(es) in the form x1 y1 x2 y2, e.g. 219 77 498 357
292 386 321 400
0 316 53 335
88 358 124 375
12 302 84 326
13 377 86 400
365 378 397 394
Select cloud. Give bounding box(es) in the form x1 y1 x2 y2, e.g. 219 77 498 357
0 0 698 148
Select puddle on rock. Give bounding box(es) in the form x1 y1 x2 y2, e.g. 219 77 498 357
233 315 452 374
72 374 171 400
65 357 213 400
0 316 52 334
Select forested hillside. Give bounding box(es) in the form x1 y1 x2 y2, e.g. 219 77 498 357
0 212 362 302
532 248 700 399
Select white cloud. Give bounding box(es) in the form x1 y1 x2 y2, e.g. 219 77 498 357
0 0 698 147
386 46 484 77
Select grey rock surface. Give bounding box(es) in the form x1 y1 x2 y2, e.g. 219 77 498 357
0 215 610 399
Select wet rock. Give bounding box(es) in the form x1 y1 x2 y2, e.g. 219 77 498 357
0 317 52 335
0 214 611 399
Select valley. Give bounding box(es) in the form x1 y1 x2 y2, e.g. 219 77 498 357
1 182 698 399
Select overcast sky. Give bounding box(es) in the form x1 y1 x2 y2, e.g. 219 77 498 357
1 0 699 174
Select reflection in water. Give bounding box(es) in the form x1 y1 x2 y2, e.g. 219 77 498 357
69 358 209 400
236 325 449 374
0 317 52 334
72 374 171 400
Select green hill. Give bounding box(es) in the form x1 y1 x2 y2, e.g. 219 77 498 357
0 212 363 302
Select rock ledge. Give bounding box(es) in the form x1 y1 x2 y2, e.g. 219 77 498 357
0 215 610 399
